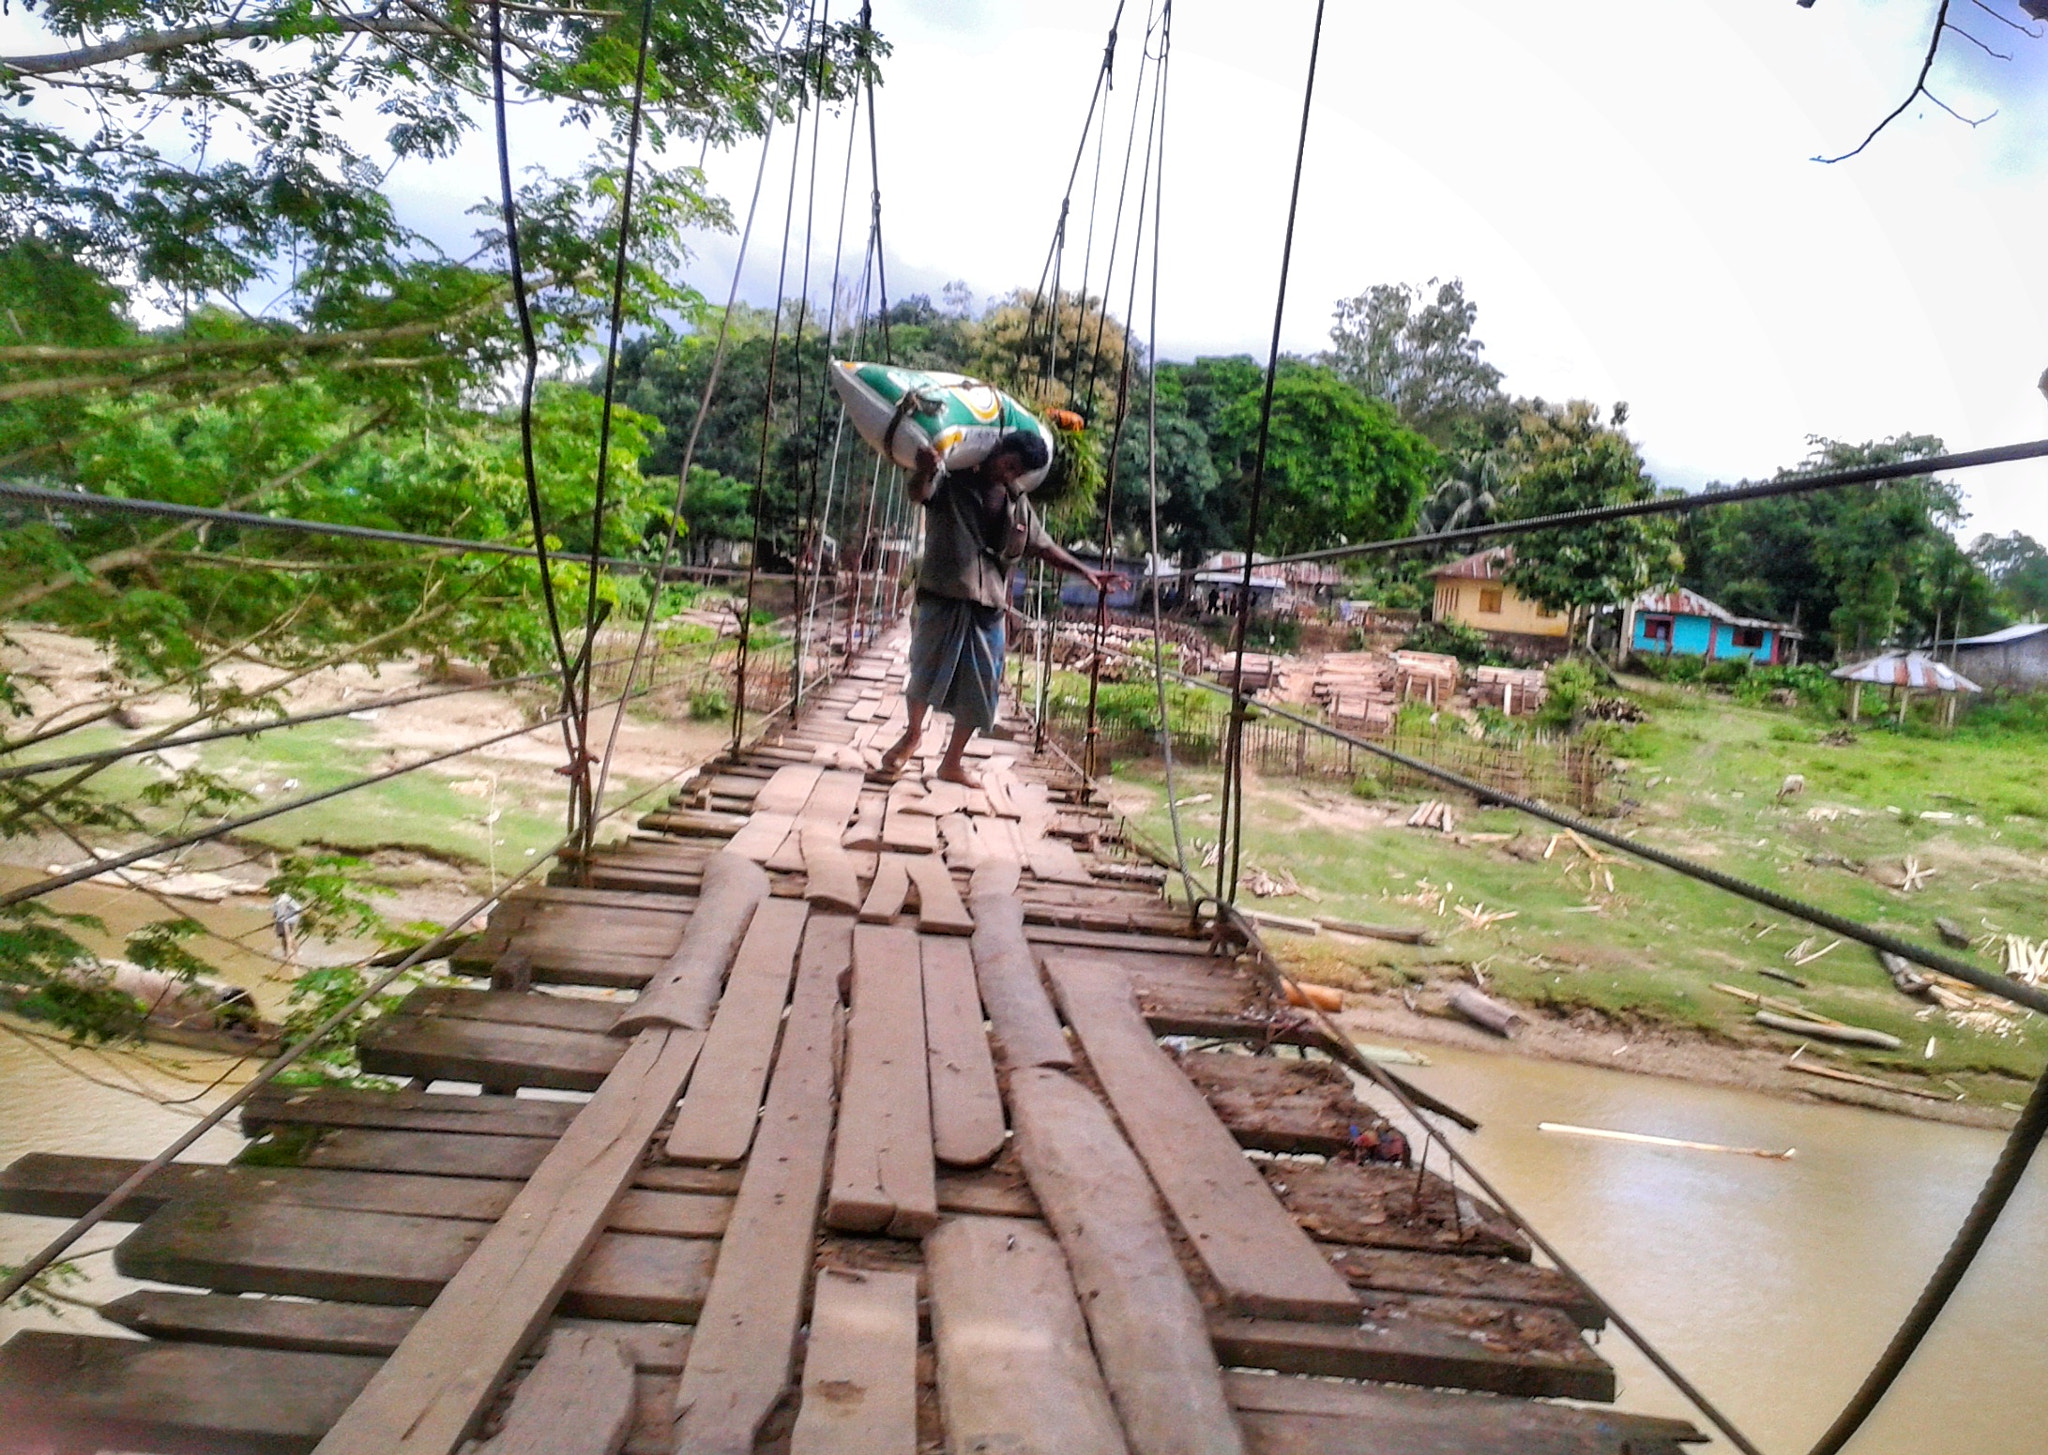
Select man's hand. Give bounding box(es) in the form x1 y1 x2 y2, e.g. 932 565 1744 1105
1086 569 1130 594
912 444 941 476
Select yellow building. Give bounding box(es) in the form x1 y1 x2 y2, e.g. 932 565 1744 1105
1429 548 1568 640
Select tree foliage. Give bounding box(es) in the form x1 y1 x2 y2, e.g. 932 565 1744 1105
1971 531 2048 622
1323 278 1505 447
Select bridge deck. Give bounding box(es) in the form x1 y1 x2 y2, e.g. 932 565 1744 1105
0 641 1701 1455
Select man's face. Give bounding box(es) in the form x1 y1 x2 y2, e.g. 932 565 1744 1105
986 451 1029 490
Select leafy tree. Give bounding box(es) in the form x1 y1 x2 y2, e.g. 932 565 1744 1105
1323 279 1506 446
1971 531 2048 620
1496 400 1679 648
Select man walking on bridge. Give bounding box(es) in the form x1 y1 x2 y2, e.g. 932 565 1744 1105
882 430 1122 785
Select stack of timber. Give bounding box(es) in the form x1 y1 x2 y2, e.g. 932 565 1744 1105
1310 651 1397 730
1214 651 1282 694
1393 649 1462 707
1470 664 1548 716
0 637 1700 1455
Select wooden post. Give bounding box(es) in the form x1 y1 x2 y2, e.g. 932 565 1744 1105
1848 681 1861 723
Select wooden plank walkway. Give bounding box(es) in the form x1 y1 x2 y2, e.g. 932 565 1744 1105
0 637 1697 1455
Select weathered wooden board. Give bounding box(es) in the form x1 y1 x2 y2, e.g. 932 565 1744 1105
752 764 826 815
0 1152 518 1222
1007 1067 1247 1455
1177 1052 1380 1157
724 810 797 864
303 1129 559 1180
1047 959 1358 1325
858 853 912 923
1026 836 1095 886
788 1267 920 1455
921 936 1006 1168
1322 1247 1601 1329
827 923 937 1236
926 1216 1128 1455
801 824 863 913
242 1086 583 1141
117 1196 715 1319
664 898 808 1165
881 782 938 853
672 912 847 1455
475 1327 636 1455
313 1019 707 1455
1210 1297 1614 1401
615 853 769 1034
0 1330 380 1453
800 767 867 827
906 854 975 936
356 1016 622 1092
938 811 984 869
400 984 625 1033
968 891 1072 1072
1263 1160 1531 1261
1223 1373 1700 1455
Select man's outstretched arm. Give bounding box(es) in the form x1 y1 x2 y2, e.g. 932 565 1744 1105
1033 537 1125 594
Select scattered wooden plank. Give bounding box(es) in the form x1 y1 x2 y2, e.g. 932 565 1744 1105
0 1330 380 1452
240 1086 581 1141
881 783 939 853
926 1216 1129 1455
859 853 912 923
1263 1160 1530 1261
1007 1067 1247 1455
102 1288 424 1356
1223 1372 1698 1455
725 811 797 864
922 935 1006 1168
1209 1295 1613 1401
906 780 968 817
672 912 848 1455
969 857 1022 898
907 854 975 936
843 793 888 851
0 1151 517 1222
801 824 863 913
1321 1247 1600 1328
1046 959 1358 1324
827 923 937 1237
753 764 826 815
968 891 1073 1072
356 1017 622 1092
475 1327 636 1455
664 898 809 1165
1177 1052 1381 1157
788 1267 920 1455
938 811 984 869
615 853 769 1035
800 767 869 828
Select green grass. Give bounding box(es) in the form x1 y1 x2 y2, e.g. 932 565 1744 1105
1110 683 2048 1098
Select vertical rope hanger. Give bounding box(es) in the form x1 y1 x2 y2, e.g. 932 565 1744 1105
1217 0 1326 906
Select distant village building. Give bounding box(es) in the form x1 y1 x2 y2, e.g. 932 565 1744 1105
1937 623 2048 691
1428 549 1569 654
1623 588 1800 666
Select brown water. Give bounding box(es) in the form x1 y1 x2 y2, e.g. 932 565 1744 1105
1390 1045 2048 1455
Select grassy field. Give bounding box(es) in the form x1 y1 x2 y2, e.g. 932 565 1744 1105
1107 679 2048 1098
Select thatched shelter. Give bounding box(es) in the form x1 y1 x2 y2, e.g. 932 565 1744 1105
1832 652 1981 727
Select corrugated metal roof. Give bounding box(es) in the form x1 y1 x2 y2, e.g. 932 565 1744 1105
1429 547 1509 580
1830 653 1981 692
1945 622 2048 648
1632 588 1800 636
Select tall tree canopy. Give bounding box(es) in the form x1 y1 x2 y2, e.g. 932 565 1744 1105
1971 531 2048 622
1323 278 1506 448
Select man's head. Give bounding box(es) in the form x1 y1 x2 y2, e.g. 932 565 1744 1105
984 429 1051 490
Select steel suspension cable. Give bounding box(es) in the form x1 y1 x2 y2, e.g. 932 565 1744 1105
572 0 662 856
785 1 837 712
1218 0 1326 906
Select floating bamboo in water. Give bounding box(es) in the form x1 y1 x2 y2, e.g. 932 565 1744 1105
1538 1122 1796 1160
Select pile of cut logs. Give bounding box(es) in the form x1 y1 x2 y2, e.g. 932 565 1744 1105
1392 650 1461 706
1470 665 1548 716
1311 652 1397 729
1405 800 1458 833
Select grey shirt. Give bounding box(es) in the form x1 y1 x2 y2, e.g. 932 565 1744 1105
915 465 1054 610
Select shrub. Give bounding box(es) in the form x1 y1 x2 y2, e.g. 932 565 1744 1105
688 686 729 721
1350 771 1384 799
1400 619 1507 665
1699 658 1750 687
1537 657 1602 729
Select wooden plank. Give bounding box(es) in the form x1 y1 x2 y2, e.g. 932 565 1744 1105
672 912 847 1455
242 1086 582 1141
800 767 867 827
1027 836 1095 886
1263 1160 1531 1261
906 853 975 935
858 853 912 923
752 764 826 815
0 1152 521 1222
356 1015 621 1092
904 779 968 817
1209 1298 1614 1401
926 1216 1128 1455
1047 959 1359 1324
826 923 937 1237
1007 1067 1247 1455
938 811 984 869
1178 1052 1379 1157
969 858 1022 898
968 891 1072 1071
665 898 808 1165
1223 1373 1699 1455
117 1196 715 1319
1323 1247 1601 1329
313 1019 707 1455
102 1289 424 1357
0 1330 380 1453
615 852 769 1035
476 1327 636 1455
304 1129 558 1180
880 782 938 853
843 792 887 851
725 811 796 864
921 936 1006 1168
801 824 863 913
788 1268 920 1455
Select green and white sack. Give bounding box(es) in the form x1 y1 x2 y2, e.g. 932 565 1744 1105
827 359 1055 493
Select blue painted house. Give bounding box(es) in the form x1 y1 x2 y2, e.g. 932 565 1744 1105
1625 588 1800 665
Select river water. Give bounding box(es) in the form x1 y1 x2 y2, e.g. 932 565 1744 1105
3 971 2044 1452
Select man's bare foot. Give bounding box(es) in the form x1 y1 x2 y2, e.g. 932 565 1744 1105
880 738 917 774
934 762 981 790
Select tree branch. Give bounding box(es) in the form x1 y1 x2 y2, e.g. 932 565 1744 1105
1 13 449 79
1815 0 1989 162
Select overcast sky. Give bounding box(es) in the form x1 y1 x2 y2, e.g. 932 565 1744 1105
13 1 2048 541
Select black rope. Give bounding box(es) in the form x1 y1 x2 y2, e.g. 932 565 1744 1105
1077 0 1164 417
489 0 587 826
573 0 661 855
1027 0 1126 385
786 0 836 712
863 44 893 361
1807 1059 2048 1454
1218 0 1326 905
1250 436 2048 571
